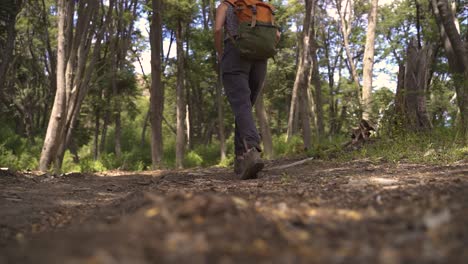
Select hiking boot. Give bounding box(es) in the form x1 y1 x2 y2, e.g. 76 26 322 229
234 156 244 175
240 148 264 180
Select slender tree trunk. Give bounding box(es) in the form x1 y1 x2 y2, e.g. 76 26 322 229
323 28 342 136
336 0 361 99
175 18 186 169
310 41 324 138
100 105 110 154
287 0 313 144
292 98 300 136
216 73 227 160
300 84 312 150
211 0 226 161
40 0 112 171
277 108 282 135
142 109 150 146
362 0 379 121
255 92 273 158
111 10 122 159
186 104 191 148
41 0 57 98
93 109 100 160
114 112 122 158
39 0 69 172
394 63 406 119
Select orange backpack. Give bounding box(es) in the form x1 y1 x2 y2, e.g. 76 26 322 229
224 0 278 60
225 0 276 27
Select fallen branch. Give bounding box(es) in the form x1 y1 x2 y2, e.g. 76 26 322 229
265 157 315 171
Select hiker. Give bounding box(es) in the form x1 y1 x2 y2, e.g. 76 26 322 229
214 0 280 180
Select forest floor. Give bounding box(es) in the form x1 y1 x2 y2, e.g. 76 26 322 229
1 158 468 263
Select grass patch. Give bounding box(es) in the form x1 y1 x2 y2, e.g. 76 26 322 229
332 128 468 164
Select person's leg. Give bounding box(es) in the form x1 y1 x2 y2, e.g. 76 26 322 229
234 119 244 156
222 42 261 152
249 60 268 105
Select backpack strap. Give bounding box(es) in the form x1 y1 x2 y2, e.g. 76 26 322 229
223 0 238 46
251 5 257 27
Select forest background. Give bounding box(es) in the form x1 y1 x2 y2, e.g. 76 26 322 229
0 0 467 173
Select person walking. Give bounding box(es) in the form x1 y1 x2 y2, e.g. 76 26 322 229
214 0 279 180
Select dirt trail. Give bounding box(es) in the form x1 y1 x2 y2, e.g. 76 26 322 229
1 159 467 263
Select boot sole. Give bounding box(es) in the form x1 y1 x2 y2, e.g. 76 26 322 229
241 160 264 180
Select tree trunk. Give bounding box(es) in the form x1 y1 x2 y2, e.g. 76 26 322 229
142 109 150 147
287 0 313 144
361 0 379 121
323 27 343 136
40 0 113 171
310 41 324 138
38 0 69 172
255 92 273 159
431 0 468 141
114 112 122 159
300 83 312 150
211 0 226 161
175 18 186 169
394 63 406 119
93 109 100 160
100 105 110 154
336 0 361 98
402 39 433 131
216 73 227 161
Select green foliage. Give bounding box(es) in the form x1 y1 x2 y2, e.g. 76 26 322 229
337 128 467 164
184 151 203 168
307 134 350 159
192 143 221 167
371 87 395 123
0 126 40 170
218 155 235 168
0 144 39 170
273 134 304 157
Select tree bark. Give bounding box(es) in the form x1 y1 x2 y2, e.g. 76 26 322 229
310 38 324 138
336 0 361 98
38 0 70 172
100 104 110 154
134 44 168 158
93 108 100 160
322 26 343 136
401 39 433 131
361 0 379 121
431 0 468 141
39 0 114 171
57 0 114 169
175 18 186 169
287 0 314 145
300 83 312 150
211 0 226 161
216 72 227 161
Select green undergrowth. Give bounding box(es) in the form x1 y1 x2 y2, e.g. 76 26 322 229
2 126 467 173
328 128 468 165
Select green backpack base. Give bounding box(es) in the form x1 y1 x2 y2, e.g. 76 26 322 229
229 21 278 60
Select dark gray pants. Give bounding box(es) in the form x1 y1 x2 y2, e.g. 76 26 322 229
221 41 267 156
